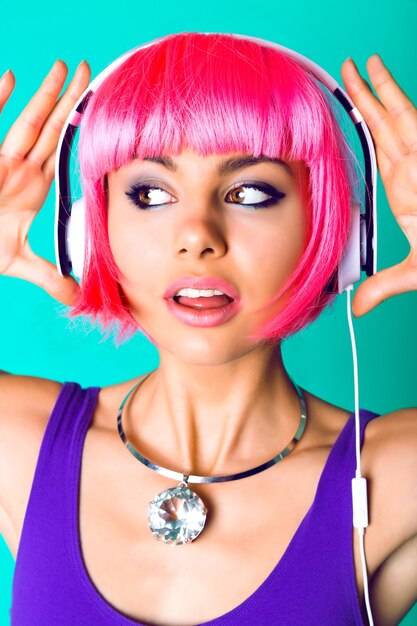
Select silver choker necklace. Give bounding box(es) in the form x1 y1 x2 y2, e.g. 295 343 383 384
117 371 307 545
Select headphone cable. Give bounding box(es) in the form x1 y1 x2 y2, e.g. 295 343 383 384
346 285 374 626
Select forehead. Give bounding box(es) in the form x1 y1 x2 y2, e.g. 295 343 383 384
141 151 295 178
110 149 300 182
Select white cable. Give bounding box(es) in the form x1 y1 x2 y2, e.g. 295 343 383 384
345 286 374 626
346 286 361 477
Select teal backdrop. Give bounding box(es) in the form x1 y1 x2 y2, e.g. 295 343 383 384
0 0 416 623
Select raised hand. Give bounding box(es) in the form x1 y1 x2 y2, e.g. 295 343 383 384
341 55 417 317
0 59 91 305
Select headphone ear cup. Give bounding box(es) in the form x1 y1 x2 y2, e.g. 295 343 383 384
337 202 361 294
67 198 86 281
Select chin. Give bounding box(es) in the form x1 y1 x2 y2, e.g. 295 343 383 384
158 334 261 367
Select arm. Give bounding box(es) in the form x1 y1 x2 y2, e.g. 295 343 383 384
0 61 90 552
363 408 417 626
340 59 417 625
0 375 63 556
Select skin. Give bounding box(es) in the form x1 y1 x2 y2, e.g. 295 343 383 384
104 52 417 475
0 51 416 625
106 151 310 473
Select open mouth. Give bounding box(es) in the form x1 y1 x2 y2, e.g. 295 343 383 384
173 294 234 309
166 293 240 327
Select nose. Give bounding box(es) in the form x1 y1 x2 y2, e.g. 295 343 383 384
174 209 227 260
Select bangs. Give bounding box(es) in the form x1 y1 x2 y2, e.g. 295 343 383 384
79 32 337 176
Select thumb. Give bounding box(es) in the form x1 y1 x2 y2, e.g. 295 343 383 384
6 245 81 307
352 259 417 317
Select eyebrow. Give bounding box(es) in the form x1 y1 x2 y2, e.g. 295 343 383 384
143 155 293 177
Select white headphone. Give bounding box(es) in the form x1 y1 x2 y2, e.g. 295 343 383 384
54 32 377 295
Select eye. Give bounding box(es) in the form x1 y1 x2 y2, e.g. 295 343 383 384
225 183 286 209
125 181 286 211
125 184 176 210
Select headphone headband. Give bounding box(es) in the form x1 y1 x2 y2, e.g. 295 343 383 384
54 32 377 292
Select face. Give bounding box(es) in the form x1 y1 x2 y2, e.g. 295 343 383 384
107 148 309 365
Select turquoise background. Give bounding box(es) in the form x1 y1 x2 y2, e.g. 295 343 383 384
0 0 416 623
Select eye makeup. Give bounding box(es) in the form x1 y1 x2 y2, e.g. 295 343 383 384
125 183 174 210
226 181 286 209
125 180 286 211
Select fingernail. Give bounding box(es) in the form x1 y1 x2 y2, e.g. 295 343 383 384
344 57 359 72
77 60 86 70
1 69 11 80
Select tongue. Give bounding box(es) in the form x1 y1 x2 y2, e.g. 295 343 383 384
176 295 232 309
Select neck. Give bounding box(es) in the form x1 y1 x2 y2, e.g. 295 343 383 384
125 342 303 476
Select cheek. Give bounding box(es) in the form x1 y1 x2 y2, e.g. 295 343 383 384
241 207 308 300
107 185 144 278
107 210 155 281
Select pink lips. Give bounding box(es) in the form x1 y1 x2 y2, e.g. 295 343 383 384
163 275 241 328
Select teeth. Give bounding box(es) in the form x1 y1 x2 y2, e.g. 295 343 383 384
175 288 225 298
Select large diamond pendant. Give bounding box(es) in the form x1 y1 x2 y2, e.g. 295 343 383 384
148 478 207 545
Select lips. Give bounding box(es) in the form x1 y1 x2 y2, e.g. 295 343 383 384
163 275 241 327
164 275 240 301
166 296 241 327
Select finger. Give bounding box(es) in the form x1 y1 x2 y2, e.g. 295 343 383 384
375 141 393 180
352 258 417 317
341 58 409 165
0 60 68 160
356 73 405 179
27 61 91 167
0 69 16 114
42 149 56 186
0 161 6 188
366 55 417 152
5 242 80 306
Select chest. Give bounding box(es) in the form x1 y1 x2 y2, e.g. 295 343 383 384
76 429 369 626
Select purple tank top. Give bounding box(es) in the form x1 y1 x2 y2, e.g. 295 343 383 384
10 382 380 625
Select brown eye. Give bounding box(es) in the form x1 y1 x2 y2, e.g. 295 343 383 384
126 184 175 210
137 187 172 205
226 183 285 208
229 187 247 203
138 189 153 205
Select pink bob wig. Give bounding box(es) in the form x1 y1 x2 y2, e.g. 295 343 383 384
67 32 358 346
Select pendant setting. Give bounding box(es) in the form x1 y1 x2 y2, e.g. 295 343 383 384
148 476 208 545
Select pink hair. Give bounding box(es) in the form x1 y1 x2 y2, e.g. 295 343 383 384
67 32 357 346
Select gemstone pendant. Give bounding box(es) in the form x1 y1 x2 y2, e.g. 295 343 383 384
148 479 207 545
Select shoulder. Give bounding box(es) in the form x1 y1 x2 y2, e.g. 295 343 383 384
363 408 417 516
0 372 63 406
0 374 63 552
365 407 417 536
304 389 417 547
0 374 64 441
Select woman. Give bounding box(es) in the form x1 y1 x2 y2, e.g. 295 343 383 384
0 32 416 626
